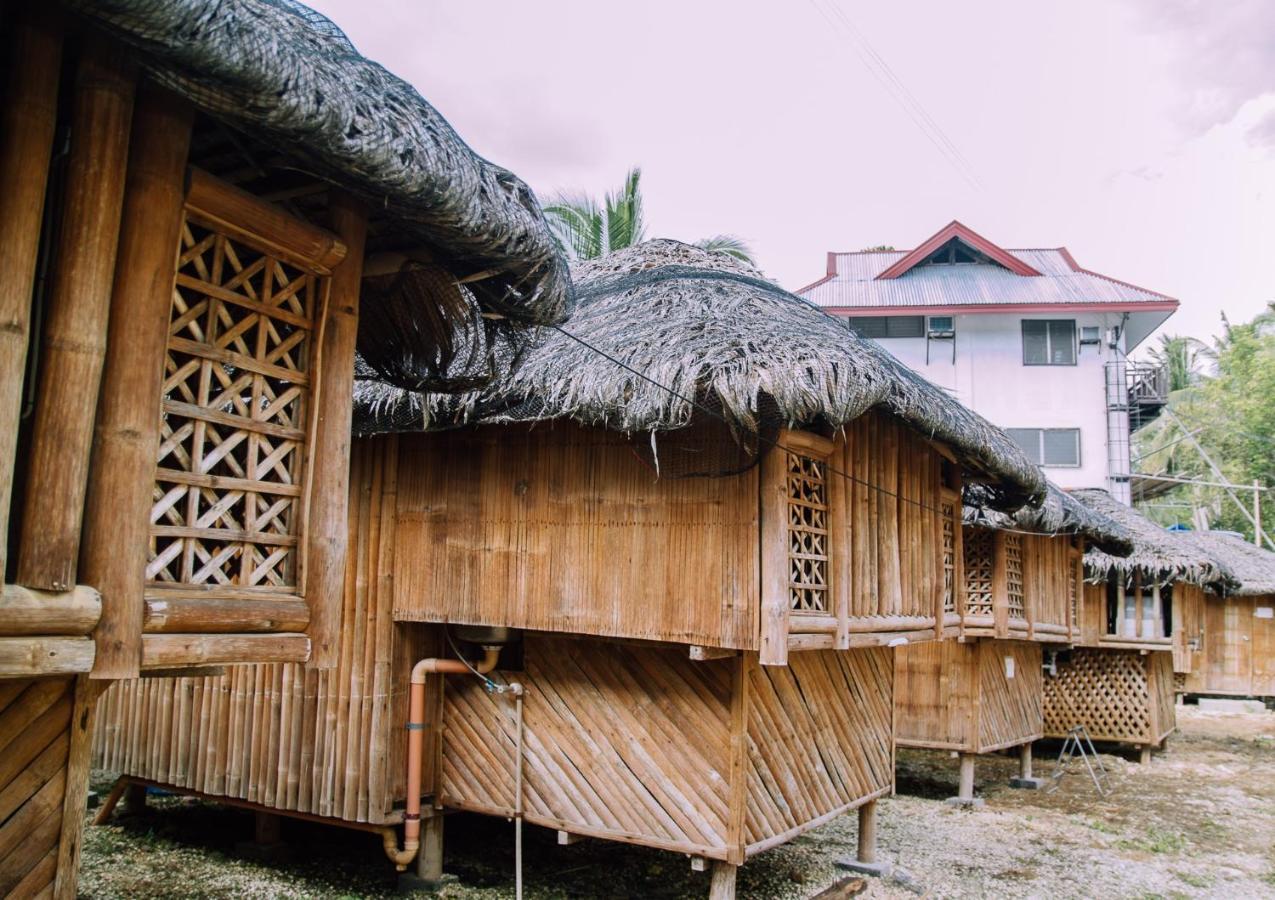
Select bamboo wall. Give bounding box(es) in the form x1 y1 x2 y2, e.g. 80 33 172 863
93 438 421 825
1043 648 1175 747
959 528 1078 642
441 635 893 862
1179 592 1275 697
1076 577 1173 651
394 412 948 655
894 640 1042 754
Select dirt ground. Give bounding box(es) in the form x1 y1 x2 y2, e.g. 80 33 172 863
81 704 1275 899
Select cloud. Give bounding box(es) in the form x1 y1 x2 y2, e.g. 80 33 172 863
1124 0 1275 140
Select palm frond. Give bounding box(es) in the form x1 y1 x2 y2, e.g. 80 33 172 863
544 192 603 261
604 167 646 253
693 234 755 264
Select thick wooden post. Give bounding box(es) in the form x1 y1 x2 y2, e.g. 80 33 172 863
52 677 103 900
79 86 192 679
1019 742 1033 780
416 815 444 882
759 447 790 666
0 12 62 585
856 798 878 865
16 40 135 590
957 752 976 800
725 653 751 865
991 531 1009 638
708 861 737 900
304 190 367 669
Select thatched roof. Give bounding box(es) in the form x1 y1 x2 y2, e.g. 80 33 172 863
963 482 1133 556
356 240 1046 509
70 0 571 357
1176 532 1275 598
1071 489 1232 588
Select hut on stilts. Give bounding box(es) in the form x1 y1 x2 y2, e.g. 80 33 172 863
0 0 568 895
94 241 1045 897
894 483 1131 803
1173 531 1275 702
1043 489 1233 763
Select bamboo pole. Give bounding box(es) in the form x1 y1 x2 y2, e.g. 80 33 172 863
0 11 63 586
0 584 100 635
304 190 367 669
80 85 192 678
16 39 136 590
53 677 104 900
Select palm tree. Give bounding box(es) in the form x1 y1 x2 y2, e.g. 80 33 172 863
1147 333 1208 392
544 167 755 264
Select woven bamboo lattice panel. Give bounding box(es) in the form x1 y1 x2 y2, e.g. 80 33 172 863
1043 648 1154 744
976 641 1043 752
744 647 893 849
0 678 73 897
964 528 995 618
941 496 957 616
1005 534 1026 621
441 635 733 857
95 438 412 825
149 213 325 593
786 451 829 613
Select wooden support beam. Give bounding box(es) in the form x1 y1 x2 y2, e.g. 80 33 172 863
16 39 136 591
80 85 193 678
708 862 737 900
991 532 1009 639
726 653 750 865
555 829 585 846
304 190 367 669
0 636 94 677
185 167 346 273
53 677 104 900
144 597 309 634
0 584 100 636
688 645 737 661
417 815 444 882
759 445 791 666
140 632 309 669
0 11 62 585
856 798 878 865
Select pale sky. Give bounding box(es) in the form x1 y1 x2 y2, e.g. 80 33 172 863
310 0 1275 352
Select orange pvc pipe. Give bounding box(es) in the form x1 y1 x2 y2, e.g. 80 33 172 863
384 645 501 870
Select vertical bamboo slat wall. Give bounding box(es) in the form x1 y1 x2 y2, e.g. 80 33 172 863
1043 648 1175 746
1179 590 1275 697
894 640 1042 754
94 438 412 823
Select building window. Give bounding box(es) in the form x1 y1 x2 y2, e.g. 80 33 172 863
849 315 924 339
1006 428 1081 467
927 315 955 337
1022 319 1076 365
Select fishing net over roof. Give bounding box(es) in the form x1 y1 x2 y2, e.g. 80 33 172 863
356 240 1046 510
1071 489 1233 589
1176 532 1275 598
963 482 1133 556
70 0 572 384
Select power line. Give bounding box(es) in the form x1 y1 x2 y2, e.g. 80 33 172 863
806 0 983 192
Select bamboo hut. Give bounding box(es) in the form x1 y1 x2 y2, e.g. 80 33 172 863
1043 489 1232 762
95 240 1045 897
894 483 1132 803
0 0 568 895
1174 531 1275 700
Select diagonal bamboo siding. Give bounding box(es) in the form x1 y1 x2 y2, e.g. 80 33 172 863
0 678 73 897
743 646 893 852
976 641 1043 752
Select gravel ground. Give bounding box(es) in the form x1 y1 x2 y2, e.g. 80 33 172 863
81 704 1275 899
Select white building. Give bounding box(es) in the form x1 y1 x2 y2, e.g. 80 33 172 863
796 221 1178 503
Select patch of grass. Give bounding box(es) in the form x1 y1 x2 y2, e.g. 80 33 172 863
1086 819 1120 835
1116 827 1186 854
1174 870 1211 889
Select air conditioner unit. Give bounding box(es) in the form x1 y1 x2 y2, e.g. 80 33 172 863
926 315 955 338
1079 326 1101 346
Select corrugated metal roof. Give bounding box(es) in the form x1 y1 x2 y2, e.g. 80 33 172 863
798 248 1175 310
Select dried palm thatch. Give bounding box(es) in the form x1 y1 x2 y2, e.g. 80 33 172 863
1176 531 1275 597
963 481 1133 556
356 240 1047 509
1072 489 1233 589
69 0 572 388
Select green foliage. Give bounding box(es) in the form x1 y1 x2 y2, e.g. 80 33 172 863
543 166 754 264
1116 827 1186 854
1134 303 1275 540
861 244 896 251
